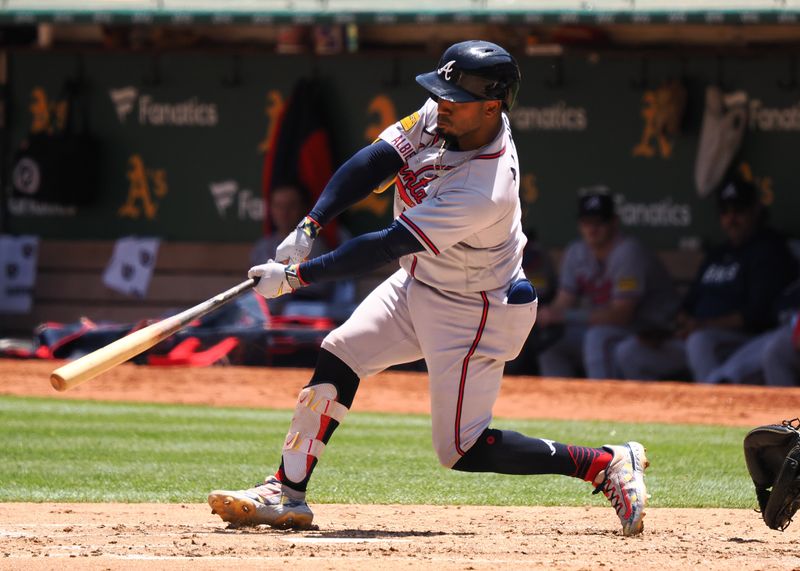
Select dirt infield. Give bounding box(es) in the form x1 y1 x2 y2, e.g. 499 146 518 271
3 503 800 570
3 359 800 570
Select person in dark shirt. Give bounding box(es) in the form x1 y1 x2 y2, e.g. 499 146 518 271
705 276 800 385
616 177 798 381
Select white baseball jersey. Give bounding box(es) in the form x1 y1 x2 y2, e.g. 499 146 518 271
322 98 537 468
379 98 527 292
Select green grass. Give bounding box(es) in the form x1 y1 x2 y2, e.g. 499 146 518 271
0 395 755 508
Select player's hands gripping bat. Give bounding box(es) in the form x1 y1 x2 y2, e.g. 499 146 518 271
275 216 321 264
248 261 305 299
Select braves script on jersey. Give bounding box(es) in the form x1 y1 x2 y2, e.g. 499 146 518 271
380 98 527 292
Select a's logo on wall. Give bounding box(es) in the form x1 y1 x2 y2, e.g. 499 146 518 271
118 154 168 220
29 87 68 134
737 162 774 205
109 86 138 122
108 86 219 127
209 180 263 221
364 94 396 142
257 90 286 154
632 80 687 159
351 94 397 218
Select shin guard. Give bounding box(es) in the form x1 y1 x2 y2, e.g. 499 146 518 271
281 383 349 485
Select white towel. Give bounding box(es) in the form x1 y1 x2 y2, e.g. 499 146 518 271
694 86 748 198
102 236 161 297
0 234 39 314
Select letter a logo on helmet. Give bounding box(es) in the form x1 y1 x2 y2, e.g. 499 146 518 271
438 60 456 81
416 40 521 110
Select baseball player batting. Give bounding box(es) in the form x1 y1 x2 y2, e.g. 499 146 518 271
208 40 650 536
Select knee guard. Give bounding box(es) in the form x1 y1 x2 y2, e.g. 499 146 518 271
282 383 349 484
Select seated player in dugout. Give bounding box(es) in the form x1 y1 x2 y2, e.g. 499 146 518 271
761 274 800 386
208 41 650 536
615 178 798 382
704 276 800 386
535 188 679 379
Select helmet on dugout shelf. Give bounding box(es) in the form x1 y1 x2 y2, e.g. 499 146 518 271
416 40 521 110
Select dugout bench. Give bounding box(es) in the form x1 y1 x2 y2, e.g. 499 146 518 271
1 240 704 338
0 240 381 366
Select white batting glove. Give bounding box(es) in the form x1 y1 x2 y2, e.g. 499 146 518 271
248 261 292 299
275 216 321 264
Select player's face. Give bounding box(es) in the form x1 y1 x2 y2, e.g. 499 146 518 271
578 217 617 250
436 99 483 134
270 186 306 234
435 98 500 149
719 204 759 247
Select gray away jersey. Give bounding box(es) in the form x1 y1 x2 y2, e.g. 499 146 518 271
559 235 680 332
379 98 527 293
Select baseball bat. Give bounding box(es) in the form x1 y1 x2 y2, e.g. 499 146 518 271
50 277 257 392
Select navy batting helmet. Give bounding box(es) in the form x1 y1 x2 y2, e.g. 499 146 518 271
416 40 521 110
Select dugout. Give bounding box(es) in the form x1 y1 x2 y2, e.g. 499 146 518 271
0 1 799 337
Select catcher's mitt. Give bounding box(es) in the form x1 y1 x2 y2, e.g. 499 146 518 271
743 418 800 531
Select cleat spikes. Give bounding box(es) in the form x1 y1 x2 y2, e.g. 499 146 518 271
208 477 314 530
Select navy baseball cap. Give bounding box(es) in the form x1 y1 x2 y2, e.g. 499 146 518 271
717 178 759 210
578 189 615 221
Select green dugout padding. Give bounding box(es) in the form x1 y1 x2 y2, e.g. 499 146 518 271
3 50 799 250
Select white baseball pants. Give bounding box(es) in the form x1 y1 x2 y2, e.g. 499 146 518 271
321 268 537 468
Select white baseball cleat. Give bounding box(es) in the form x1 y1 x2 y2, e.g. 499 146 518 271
593 441 649 536
208 476 314 529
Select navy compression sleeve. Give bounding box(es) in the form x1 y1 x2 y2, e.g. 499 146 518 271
309 140 404 226
298 220 423 284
